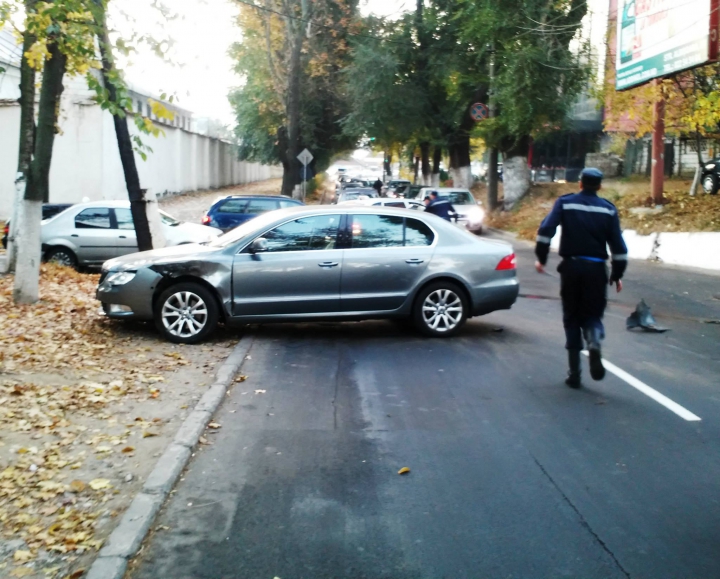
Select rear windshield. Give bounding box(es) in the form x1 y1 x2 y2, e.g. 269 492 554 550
445 191 474 204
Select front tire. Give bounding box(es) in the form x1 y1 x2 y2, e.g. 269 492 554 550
413 281 468 337
46 246 77 268
154 282 219 344
702 173 718 195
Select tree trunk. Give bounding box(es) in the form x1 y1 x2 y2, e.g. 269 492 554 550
420 142 431 185
689 129 704 196
93 0 158 251
501 136 531 210
448 134 471 188
384 151 392 178
413 156 419 184
14 41 67 304
283 30 303 198
7 0 39 273
431 145 441 187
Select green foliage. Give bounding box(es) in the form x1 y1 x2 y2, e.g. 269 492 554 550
229 0 358 172
456 0 591 152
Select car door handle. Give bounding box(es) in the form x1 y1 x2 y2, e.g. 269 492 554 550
318 261 339 268
71 234 79 238
405 258 424 264
119 235 127 239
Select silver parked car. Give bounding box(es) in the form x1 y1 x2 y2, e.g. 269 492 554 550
97 206 519 343
41 201 222 267
417 188 486 234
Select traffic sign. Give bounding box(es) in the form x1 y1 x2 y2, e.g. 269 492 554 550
297 148 313 166
470 102 489 122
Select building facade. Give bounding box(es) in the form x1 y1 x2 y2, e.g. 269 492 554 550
0 30 280 220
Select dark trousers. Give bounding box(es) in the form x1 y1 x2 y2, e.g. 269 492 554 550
558 258 608 350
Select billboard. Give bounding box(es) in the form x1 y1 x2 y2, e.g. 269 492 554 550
616 0 719 90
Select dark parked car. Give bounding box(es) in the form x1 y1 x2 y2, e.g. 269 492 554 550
701 159 720 194
2 203 74 249
202 195 304 232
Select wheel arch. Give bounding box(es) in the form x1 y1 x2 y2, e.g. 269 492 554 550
152 275 227 322
410 274 473 313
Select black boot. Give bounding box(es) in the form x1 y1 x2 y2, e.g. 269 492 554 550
584 328 605 381
565 349 581 388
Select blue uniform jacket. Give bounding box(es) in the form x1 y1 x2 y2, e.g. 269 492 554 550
425 197 456 221
535 190 628 281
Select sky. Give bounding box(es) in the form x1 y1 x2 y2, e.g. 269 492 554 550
117 0 408 126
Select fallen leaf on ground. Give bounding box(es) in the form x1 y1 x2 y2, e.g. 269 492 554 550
10 568 34 577
89 478 111 490
255 389 266 394
121 446 136 454
208 422 221 429
69 480 86 493
235 375 248 383
13 551 33 562
142 430 159 438
67 569 86 579
398 467 411 475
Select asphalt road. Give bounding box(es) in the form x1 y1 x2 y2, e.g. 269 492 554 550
130 238 720 579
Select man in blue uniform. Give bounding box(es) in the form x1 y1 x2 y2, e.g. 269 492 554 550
424 191 456 221
534 168 628 388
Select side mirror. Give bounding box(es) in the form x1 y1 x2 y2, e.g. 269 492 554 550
249 237 268 254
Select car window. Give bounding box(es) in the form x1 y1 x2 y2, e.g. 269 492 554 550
350 214 404 248
279 199 300 209
405 218 434 246
75 208 111 229
114 208 134 230
246 199 279 215
218 199 249 214
386 202 405 208
446 191 474 204
263 215 340 252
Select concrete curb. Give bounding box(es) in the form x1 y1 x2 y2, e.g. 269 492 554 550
85 334 255 579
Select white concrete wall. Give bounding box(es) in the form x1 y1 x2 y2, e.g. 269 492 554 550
0 87 281 220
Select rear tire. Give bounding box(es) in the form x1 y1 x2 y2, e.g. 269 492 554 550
703 173 718 195
413 281 468 337
154 282 219 344
46 246 77 268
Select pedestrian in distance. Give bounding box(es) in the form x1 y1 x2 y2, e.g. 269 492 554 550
372 178 383 196
424 191 457 222
534 168 628 388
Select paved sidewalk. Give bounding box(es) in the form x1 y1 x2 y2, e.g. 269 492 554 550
159 179 282 223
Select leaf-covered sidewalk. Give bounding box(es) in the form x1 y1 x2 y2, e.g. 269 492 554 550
0 265 237 578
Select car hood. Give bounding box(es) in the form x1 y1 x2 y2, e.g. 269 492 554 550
103 243 221 272
454 204 484 214
170 221 222 237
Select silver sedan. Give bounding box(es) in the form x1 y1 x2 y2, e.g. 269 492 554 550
96 206 519 343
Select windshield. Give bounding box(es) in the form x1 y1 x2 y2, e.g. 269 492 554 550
445 191 475 204
159 210 181 226
207 211 287 248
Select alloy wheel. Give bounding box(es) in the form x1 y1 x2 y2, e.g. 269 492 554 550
161 291 209 339
48 250 75 267
703 176 716 194
422 288 464 332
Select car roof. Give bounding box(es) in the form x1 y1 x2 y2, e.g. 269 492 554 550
217 194 295 200
419 187 472 193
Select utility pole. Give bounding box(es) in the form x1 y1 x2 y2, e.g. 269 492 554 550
487 43 499 211
650 78 665 204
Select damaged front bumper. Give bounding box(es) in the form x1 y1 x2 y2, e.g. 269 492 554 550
96 268 162 320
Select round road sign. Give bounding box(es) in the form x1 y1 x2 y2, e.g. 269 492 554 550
470 102 489 122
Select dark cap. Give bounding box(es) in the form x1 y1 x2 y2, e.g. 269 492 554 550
580 167 603 188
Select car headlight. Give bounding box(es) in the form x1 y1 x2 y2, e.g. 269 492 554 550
467 206 485 224
105 271 136 286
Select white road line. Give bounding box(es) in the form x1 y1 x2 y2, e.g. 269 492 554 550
582 351 702 422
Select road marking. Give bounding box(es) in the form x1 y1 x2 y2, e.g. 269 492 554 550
582 352 701 422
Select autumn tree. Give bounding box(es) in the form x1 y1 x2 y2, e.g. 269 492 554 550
230 0 357 197
458 0 591 207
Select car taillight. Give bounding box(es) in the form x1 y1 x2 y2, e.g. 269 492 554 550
202 215 211 225
496 253 517 270
3 224 8 235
